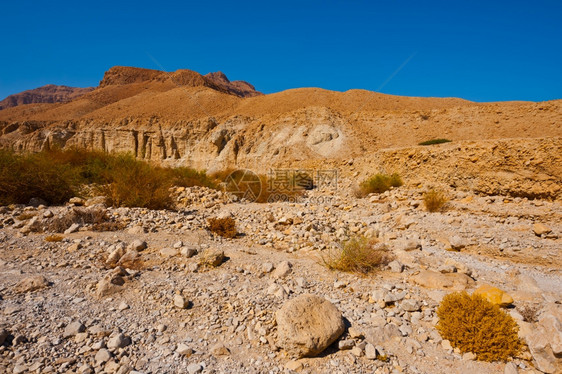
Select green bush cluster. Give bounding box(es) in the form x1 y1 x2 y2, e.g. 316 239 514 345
418 138 452 146
357 173 403 197
0 149 216 209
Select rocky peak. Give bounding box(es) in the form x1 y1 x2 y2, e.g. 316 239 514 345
0 84 94 110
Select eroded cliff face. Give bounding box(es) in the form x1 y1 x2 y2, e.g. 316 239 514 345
0 66 561 200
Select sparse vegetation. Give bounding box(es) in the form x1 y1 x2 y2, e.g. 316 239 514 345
17 212 37 221
418 138 452 146
519 305 539 323
436 292 521 362
322 236 392 274
423 189 448 212
47 207 119 233
356 173 403 197
214 169 308 203
0 149 216 209
207 217 237 238
44 234 64 242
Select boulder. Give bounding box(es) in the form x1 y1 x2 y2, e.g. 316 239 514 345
276 294 345 358
473 284 513 307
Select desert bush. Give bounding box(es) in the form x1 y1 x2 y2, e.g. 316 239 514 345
45 234 64 242
518 305 539 323
95 154 174 210
436 292 521 362
0 150 78 205
0 149 217 209
207 217 237 238
423 189 448 212
357 173 403 197
418 138 452 146
323 236 392 274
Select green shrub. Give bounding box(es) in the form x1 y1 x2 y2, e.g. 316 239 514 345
437 292 521 362
423 189 448 212
323 236 392 274
207 217 237 238
0 149 216 209
418 138 452 146
357 173 403 197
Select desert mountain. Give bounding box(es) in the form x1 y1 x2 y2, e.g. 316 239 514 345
0 66 560 199
0 84 94 110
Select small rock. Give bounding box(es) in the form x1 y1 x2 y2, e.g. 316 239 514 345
462 352 476 361
64 321 86 338
159 247 178 257
128 240 147 252
441 339 452 350
533 223 551 236
365 343 377 359
448 235 467 251
285 360 303 371
69 197 85 206
181 247 198 258
388 260 404 273
64 223 81 234
14 275 50 293
271 261 292 279
0 328 9 345
186 363 203 374
401 299 421 312
173 294 190 309
95 348 112 363
176 343 193 356
348 327 364 339
262 262 274 273
338 339 355 350
210 342 230 357
107 333 131 350
200 250 225 267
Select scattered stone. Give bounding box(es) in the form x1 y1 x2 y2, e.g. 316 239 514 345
365 343 377 359
285 360 303 371
107 333 131 350
14 275 50 293
160 247 178 257
173 294 190 309
388 260 404 273
271 261 292 279
262 262 274 273
533 223 551 236
401 299 421 312
338 339 355 350
186 363 203 374
69 197 85 206
0 328 9 345
176 343 193 356
181 247 198 258
210 342 230 357
200 250 225 267
129 239 147 252
448 235 467 251
64 223 81 234
276 294 345 358
95 348 112 363
63 321 85 338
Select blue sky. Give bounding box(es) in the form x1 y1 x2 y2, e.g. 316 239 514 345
1 0 561 102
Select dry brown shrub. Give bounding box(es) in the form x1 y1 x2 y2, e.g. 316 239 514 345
437 292 521 362
323 236 392 274
207 217 237 238
47 207 109 233
423 189 448 212
45 234 64 242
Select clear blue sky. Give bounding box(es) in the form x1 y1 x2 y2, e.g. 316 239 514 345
1 0 561 102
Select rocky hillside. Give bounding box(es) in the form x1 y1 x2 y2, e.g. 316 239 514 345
0 66 560 200
0 85 94 110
